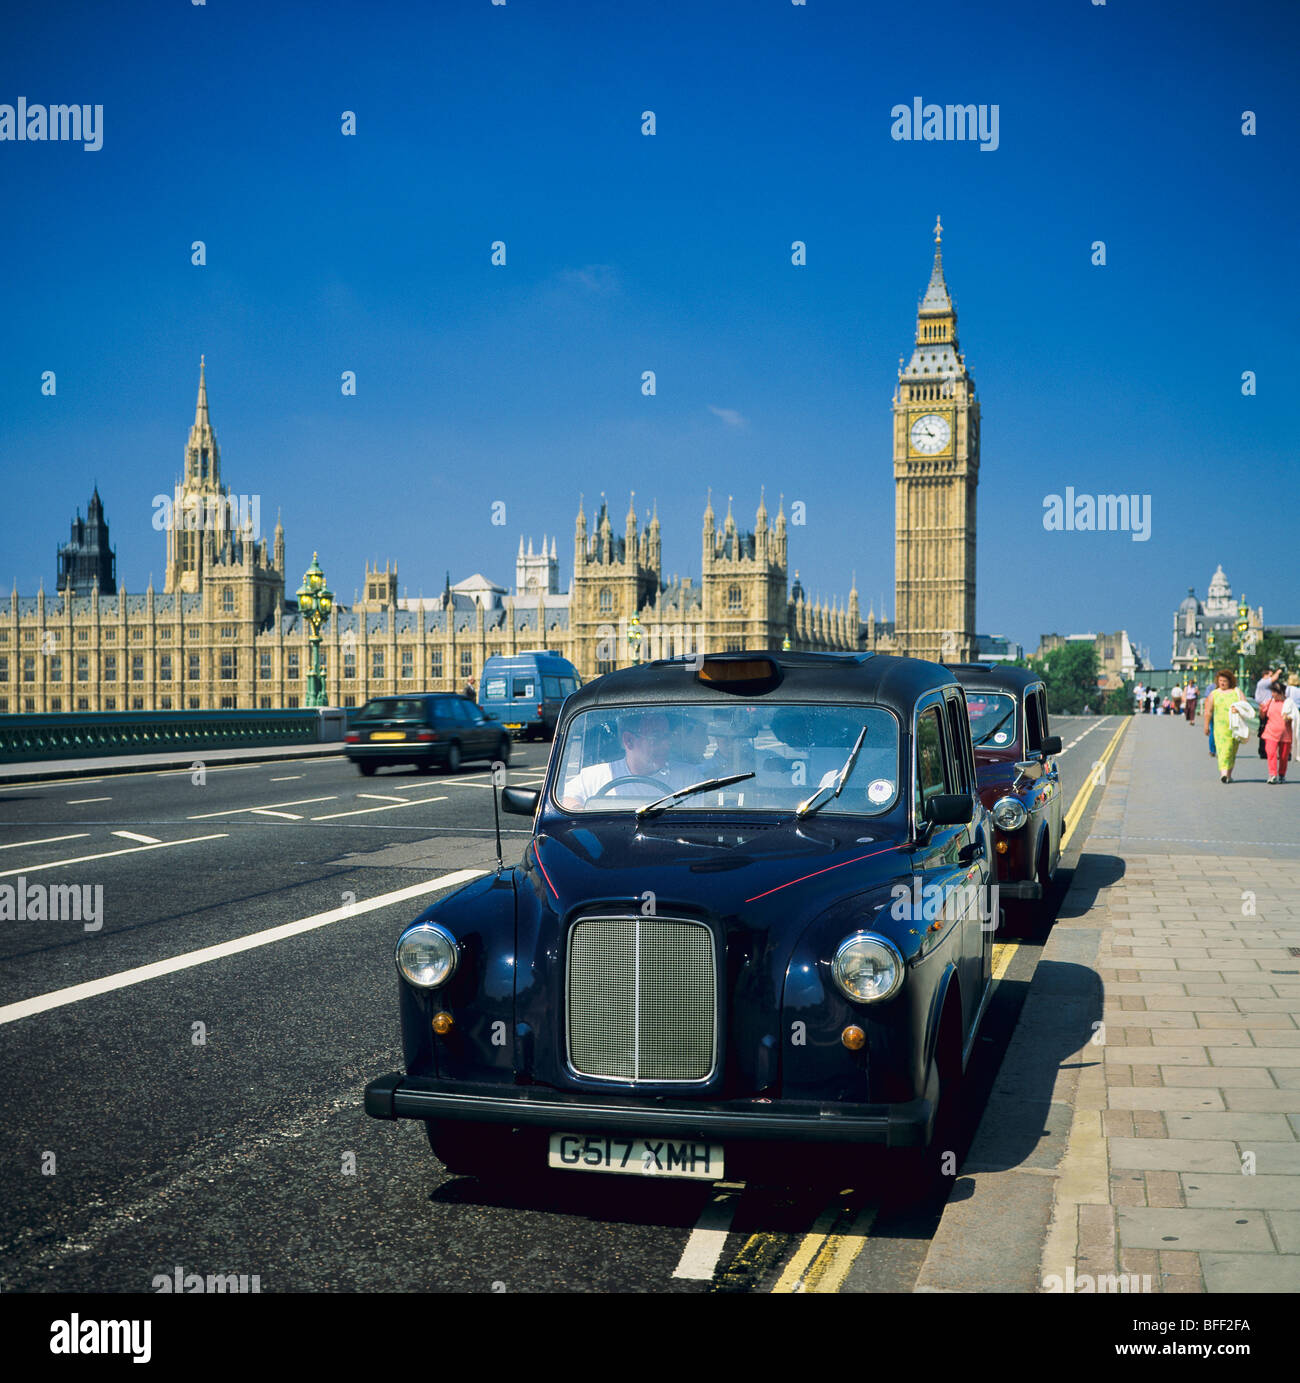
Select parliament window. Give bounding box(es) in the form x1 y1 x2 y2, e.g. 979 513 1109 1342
132 655 144 682
159 696 172 710
220 695 236 709
131 697 144 710
429 648 442 680
401 648 414 679
160 654 172 682
343 649 357 680
460 648 472 679
288 650 300 680
188 653 200 682
49 697 62 711
0 656 7 682
260 651 272 681
222 587 234 612
220 651 237 680
372 649 385 679
76 654 88 681
102 655 115 682
728 586 742 611
599 588 612 612
76 697 88 711
103 628 116 641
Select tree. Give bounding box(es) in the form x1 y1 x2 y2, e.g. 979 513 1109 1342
1245 631 1296 686
1027 642 1100 716
1103 679 1135 715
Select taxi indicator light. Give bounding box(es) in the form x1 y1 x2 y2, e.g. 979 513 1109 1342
698 657 775 683
841 1026 866 1051
432 1011 455 1035
996 839 1009 854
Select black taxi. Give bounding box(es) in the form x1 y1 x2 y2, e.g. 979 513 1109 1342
947 663 1063 933
365 651 995 1185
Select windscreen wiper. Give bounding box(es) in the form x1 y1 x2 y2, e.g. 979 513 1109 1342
635 772 756 820
794 726 868 819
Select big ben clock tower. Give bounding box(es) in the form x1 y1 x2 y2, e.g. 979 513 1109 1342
892 217 979 664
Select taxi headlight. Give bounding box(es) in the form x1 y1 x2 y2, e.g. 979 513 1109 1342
396 922 458 989
991 796 1028 831
831 933 904 1004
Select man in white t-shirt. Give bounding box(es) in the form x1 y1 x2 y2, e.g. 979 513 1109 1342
560 710 698 808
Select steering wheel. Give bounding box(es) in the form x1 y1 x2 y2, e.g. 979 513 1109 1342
589 774 669 799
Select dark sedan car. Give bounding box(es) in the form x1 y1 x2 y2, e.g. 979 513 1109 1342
946 664 1063 933
365 651 996 1187
344 694 511 776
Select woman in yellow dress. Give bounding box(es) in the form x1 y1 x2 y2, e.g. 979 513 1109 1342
1203 669 1241 782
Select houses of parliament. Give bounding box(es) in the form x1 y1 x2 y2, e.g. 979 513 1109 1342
2 224 981 714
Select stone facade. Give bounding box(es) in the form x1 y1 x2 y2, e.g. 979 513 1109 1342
5 225 986 713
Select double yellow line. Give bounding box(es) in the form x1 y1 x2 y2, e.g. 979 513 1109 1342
1059 716 1129 852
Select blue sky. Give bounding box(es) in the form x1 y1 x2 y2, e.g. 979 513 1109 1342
1 0 1296 664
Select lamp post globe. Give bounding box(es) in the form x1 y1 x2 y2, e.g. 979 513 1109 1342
297 552 334 708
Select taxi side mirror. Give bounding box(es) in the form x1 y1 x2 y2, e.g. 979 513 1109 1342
502 787 540 816
925 793 974 826
1041 735 1062 756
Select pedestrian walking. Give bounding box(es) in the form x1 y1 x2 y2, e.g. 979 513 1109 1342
1171 684 1183 716
1184 678 1198 724
462 675 476 700
1254 668 1277 761
1259 680 1297 784
1204 669 1249 783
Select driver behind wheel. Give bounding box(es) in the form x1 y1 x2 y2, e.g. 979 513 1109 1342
559 711 697 808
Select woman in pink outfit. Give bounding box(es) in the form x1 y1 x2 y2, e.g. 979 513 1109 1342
1259 680 1294 784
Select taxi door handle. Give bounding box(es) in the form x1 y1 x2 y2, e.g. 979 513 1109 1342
958 838 984 864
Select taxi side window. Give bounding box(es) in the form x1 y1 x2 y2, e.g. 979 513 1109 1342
915 707 951 817
943 695 972 794
1025 690 1044 753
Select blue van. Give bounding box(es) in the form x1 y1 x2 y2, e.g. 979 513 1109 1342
479 650 582 741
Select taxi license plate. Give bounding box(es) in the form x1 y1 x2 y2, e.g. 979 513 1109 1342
547 1133 723 1180
505 723 523 730
369 731 406 740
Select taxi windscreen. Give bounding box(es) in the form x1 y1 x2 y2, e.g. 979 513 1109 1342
554 703 900 814
963 692 1017 748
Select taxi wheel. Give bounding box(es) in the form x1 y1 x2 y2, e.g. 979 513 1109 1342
426 1120 493 1176
425 1120 523 1180
496 736 511 765
357 761 377 777
910 1009 966 1200
446 742 462 774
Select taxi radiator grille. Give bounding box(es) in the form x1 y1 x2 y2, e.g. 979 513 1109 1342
567 917 716 1082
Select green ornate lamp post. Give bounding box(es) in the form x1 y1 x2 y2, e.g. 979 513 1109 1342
1236 597 1249 692
296 552 334 708
782 635 792 652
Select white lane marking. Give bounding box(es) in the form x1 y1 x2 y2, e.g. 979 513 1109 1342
355 793 409 803
673 1188 742 1280
269 776 302 782
187 796 336 819
0 833 228 880
249 809 301 819
0 833 91 851
0 868 487 1026
2 779 104 791
1056 718 1107 757
67 796 111 804
311 795 448 821
111 830 161 844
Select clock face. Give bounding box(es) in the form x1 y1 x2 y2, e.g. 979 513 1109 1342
909 412 952 455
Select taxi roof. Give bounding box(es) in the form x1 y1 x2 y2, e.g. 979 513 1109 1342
562 650 961 717
943 662 1045 695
